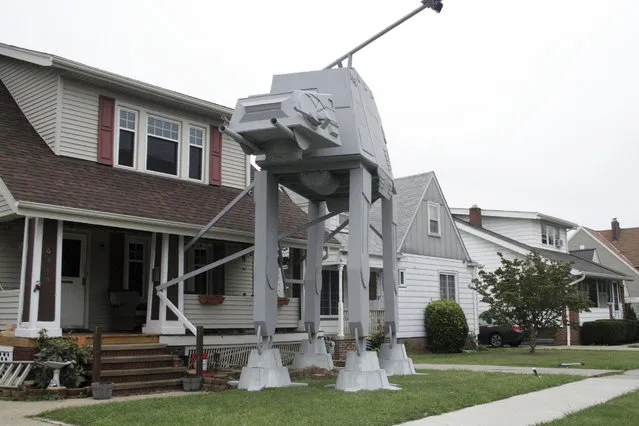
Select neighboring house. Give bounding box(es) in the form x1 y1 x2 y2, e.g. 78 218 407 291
0 43 313 346
569 219 639 299
289 172 478 350
452 206 631 344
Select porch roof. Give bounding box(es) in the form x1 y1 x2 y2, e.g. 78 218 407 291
0 81 308 241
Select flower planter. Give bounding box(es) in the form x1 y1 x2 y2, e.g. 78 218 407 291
199 295 225 305
278 297 290 306
91 382 113 400
182 376 203 392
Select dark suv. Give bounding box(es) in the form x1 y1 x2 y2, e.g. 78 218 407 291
478 318 524 348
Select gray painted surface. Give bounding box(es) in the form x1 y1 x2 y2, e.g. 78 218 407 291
570 228 639 297
0 57 58 152
0 219 23 291
400 176 468 261
0 190 13 217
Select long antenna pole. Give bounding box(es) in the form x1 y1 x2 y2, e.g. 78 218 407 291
324 1 442 70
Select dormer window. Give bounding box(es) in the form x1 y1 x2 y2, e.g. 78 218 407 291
541 224 560 246
117 109 136 167
428 201 441 236
147 116 180 175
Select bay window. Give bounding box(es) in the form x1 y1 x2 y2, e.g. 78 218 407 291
146 116 180 175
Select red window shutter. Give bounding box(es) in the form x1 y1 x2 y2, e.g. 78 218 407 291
209 125 222 186
98 96 115 165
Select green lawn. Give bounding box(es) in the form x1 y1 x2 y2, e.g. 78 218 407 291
39 371 579 426
545 389 639 425
411 348 639 370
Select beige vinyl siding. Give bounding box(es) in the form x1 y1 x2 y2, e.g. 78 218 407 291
184 295 299 329
224 243 253 296
59 78 100 161
0 57 58 151
0 220 23 291
0 290 19 329
221 134 248 189
397 254 476 338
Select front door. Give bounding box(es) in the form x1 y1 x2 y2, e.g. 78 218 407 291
61 235 86 329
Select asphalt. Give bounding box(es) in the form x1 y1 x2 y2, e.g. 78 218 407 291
401 369 639 426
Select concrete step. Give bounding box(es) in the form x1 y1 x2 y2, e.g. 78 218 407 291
101 366 186 383
112 378 183 396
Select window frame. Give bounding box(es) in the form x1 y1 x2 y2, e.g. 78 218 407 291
115 107 138 169
145 114 182 177
398 270 406 288
541 224 561 247
187 124 206 182
123 237 147 298
427 201 441 237
320 269 340 317
439 272 457 301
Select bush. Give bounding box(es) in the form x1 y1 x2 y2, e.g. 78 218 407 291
424 300 469 353
625 304 638 320
32 331 91 389
581 319 639 345
366 330 386 353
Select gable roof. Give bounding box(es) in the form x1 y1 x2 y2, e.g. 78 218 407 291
592 226 639 269
0 81 309 241
450 207 578 229
455 219 631 280
0 43 232 118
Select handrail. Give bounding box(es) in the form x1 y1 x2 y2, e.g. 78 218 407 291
157 291 197 335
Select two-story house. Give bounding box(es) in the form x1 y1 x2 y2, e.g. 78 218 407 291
452 206 630 345
0 43 312 349
289 172 478 352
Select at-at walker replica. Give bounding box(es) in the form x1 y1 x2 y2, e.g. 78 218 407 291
157 0 443 392
222 0 444 391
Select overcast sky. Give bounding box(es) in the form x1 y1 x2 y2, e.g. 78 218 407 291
1 0 638 229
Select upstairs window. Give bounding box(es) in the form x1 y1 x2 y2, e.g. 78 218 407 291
428 202 441 236
147 116 180 175
188 126 205 180
541 224 560 246
117 109 136 167
439 273 456 301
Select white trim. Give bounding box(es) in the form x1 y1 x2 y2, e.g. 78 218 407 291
54 220 62 327
450 207 578 229
438 271 458 301
398 269 406 288
16 217 29 324
186 124 206 183
178 235 185 312
337 264 344 337
115 107 138 169
427 201 441 237
143 232 157 331
145 114 181 177
160 233 169 327
0 177 18 215
29 218 44 330
61 232 89 329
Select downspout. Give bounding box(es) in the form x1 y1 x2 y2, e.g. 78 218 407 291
566 274 586 347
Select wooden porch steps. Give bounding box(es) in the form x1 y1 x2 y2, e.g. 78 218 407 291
97 342 184 397
74 333 160 346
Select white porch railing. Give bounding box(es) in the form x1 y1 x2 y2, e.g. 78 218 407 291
0 290 19 330
184 295 300 329
343 309 385 335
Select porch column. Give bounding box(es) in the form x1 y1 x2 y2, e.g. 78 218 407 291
143 232 157 330
15 218 63 338
338 264 345 337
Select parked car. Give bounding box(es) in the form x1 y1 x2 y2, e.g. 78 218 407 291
478 318 524 348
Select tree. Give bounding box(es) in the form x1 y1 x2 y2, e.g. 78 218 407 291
471 252 591 353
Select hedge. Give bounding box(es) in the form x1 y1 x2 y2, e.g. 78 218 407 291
581 319 639 345
424 300 469 353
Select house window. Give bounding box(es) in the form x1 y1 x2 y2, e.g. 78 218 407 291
399 270 406 287
321 270 339 316
147 116 180 175
188 126 205 180
117 109 136 167
369 271 378 301
126 241 145 296
428 202 440 236
186 242 225 295
439 273 456 301
541 224 560 246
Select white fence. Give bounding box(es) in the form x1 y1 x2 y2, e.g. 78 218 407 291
0 290 19 330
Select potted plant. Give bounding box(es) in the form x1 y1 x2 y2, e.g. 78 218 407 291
182 372 203 391
91 382 114 400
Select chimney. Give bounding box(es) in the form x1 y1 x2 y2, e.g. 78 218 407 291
469 205 482 228
612 218 621 241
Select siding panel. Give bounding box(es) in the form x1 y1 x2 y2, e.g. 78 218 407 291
0 220 23 291
397 255 477 338
223 243 253 296
221 134 247 189
60 79 100 161
0 290 19 330
0 57 58 151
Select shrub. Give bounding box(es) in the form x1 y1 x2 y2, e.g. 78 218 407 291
366 330 386 353
582 319 639 345
624 304 638 320
32 331 91 389
424 300 469 353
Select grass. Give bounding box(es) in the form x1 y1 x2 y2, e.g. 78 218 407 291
544 389 639 425
39 371 580 426
411 348 639 370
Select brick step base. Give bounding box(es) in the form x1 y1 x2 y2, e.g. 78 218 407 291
112 379 183 397
101 344 169 357
101 367 186 383
101 355 178 370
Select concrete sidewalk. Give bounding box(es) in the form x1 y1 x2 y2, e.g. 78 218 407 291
0 391 185 425
415 363 620 377
401 370 639 426
536 344 639 351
